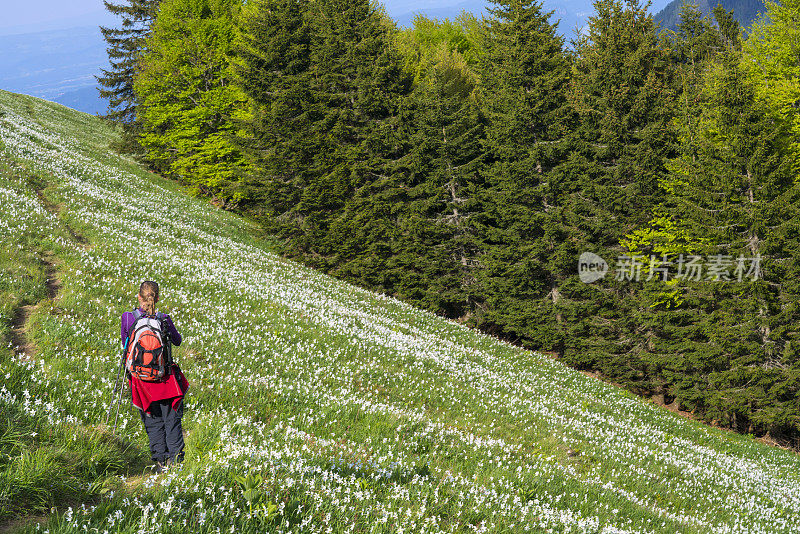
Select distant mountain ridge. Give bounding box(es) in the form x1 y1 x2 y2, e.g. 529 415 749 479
654 0 765 32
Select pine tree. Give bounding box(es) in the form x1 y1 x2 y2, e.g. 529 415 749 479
96 0 160 152
471 0 573 349
231 0 314 225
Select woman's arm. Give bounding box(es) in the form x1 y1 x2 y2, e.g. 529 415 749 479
120 311 133 343
162 314 182 346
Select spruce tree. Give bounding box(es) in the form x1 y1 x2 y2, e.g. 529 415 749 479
232 0 314 227
672 1 723 86
611 2 725 401
304 0 411 257
256 0 412 267
642 13 800 438
96 0 160 152
565 0 677 236
233 0 413 277
471 0 573 350
337 45 486 313
548 0 679 381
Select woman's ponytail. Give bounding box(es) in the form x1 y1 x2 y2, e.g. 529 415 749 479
139 280 159 315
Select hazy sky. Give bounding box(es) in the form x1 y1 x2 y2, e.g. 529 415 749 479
0 0 451 34
1 0 671 35
3 1 105 27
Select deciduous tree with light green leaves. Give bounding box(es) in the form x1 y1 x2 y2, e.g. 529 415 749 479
744 0 800 159
134 0 245 201
394 12 483 83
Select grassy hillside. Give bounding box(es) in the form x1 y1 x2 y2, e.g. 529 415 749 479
1 90 799 533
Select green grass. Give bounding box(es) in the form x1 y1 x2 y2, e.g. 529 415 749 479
0 149 145 526
1 89 800 533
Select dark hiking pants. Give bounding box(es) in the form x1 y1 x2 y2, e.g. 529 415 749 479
139 399 184 465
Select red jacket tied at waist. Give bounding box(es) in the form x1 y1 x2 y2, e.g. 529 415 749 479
130 365 189 414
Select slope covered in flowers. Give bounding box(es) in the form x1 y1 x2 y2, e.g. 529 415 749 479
1 90 799 533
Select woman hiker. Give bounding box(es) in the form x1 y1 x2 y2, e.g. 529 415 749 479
121 280 189 473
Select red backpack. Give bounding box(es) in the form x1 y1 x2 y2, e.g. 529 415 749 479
124 309 172 382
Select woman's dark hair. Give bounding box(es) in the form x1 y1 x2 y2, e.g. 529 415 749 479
139 281 159 315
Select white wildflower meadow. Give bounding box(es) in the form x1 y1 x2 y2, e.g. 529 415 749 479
2 91 800 533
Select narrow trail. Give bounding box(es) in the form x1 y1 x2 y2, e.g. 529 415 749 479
0 515 48 534
0 185 144 534
9 179 65 361
1 186 65 534
9 252 61 361
34 188 89 248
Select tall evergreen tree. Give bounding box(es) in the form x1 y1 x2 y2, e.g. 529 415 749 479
614 2 725 400
331 44 486 313
235 0 412 267
642 12 800 438
565 0 677 236
671 1 723 84
96 0 161 152
232 0 313 223
619 6 800 443
471 0 573 348
299 0 412 263
548 0 679 380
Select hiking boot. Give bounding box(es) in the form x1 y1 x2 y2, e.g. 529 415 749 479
151 461 165 474
164 455 184 471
